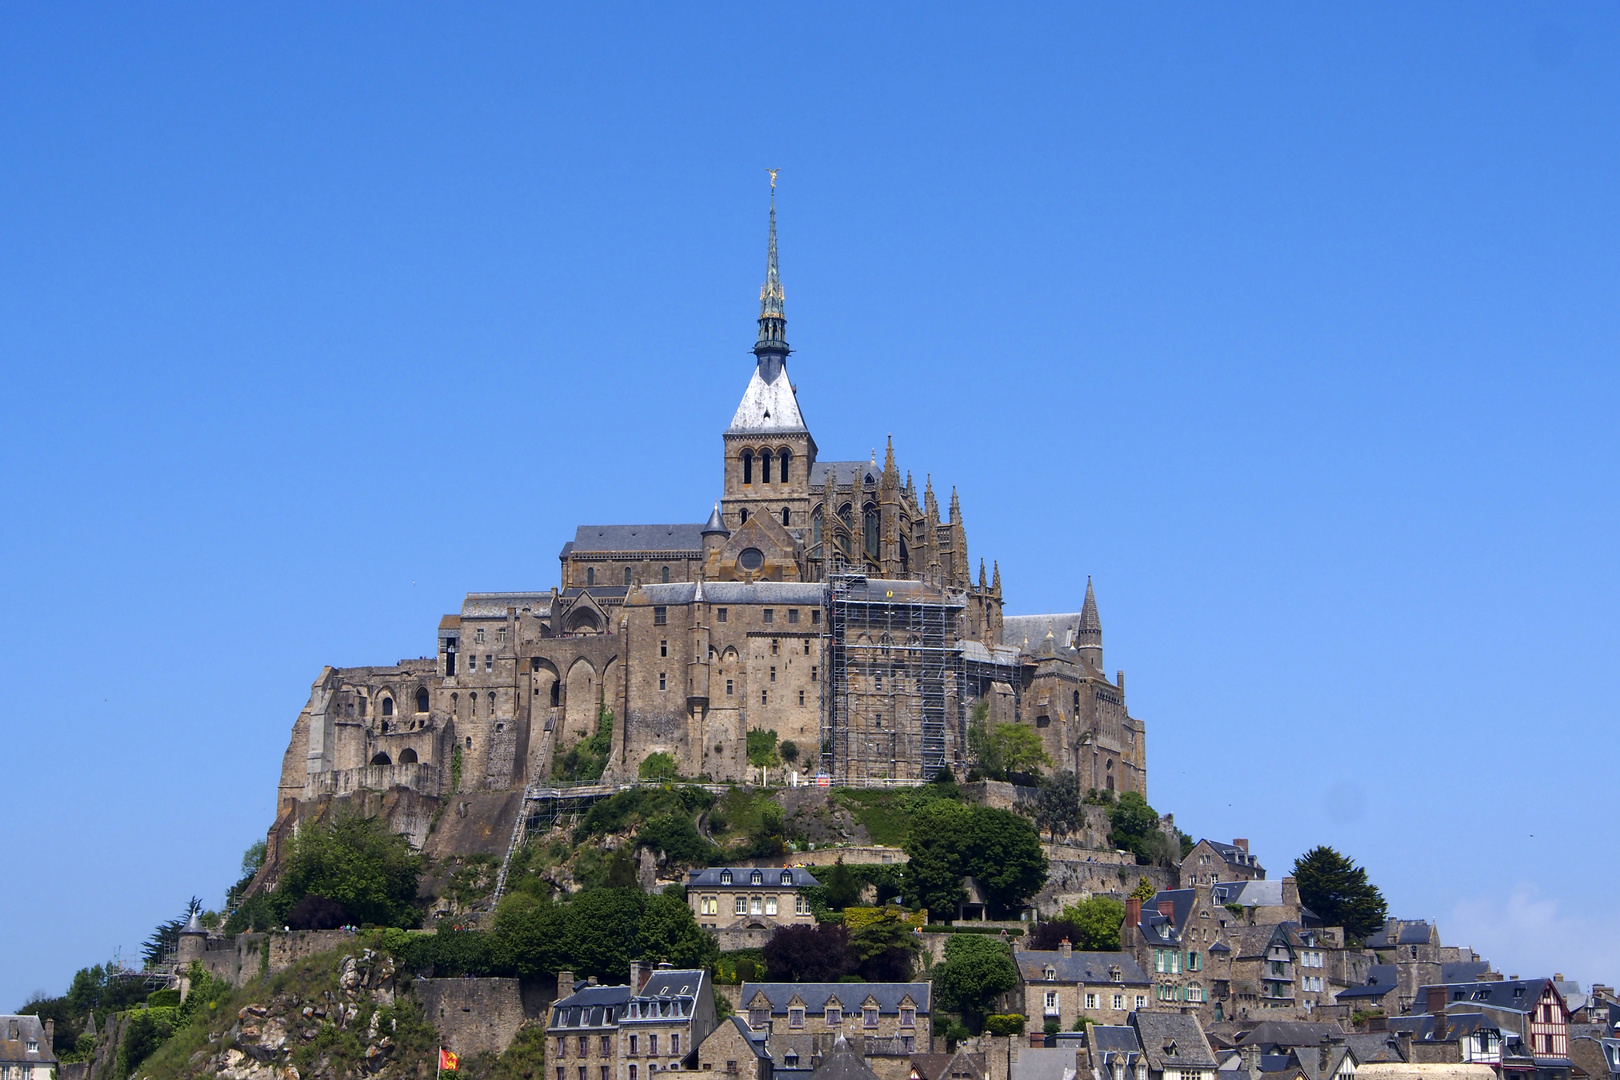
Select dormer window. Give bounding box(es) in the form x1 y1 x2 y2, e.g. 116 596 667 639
1045 967 1057 981
720 870 732 884
751 870 764 885
781 870 794 885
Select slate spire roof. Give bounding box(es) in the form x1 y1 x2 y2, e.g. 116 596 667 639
729 175 811 438
703 502 730 537
1078 576 1102 647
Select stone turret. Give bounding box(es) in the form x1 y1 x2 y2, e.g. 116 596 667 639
1077 576 1102 672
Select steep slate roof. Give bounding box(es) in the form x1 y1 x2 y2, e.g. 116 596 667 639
1365 921 1436 948
1091 1025 1143 1063
688 866 820 887
1001 615 1083 652
1409 979 1556 1017
567 524 707 553
1442 962 1493 983
1341 1034 1406 1064
1011 1048 1078 1080
0 1016 56 1067
1335 965 1401 1000
639 968 707 1002
633 581 828 606
909 1051 987 1080
549 985 635 1029
740 983 930 1015
806 1038 880 1080
1238 1022 1345 1049
462 592 554 618
729 363 809 435
1014 950 1151 987
1132 1012 1218 1071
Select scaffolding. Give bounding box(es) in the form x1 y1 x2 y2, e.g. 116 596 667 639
821 574 965 782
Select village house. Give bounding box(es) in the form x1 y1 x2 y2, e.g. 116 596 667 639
1130 1012 1219 1080
1181 841 1265 889
1013 943 1152 1030
739 983 931 1057
0 1017 56 1080
1091 1025 1147 1080
1404 979 1571 1080
688 867 820 931
695 1016 775 1080
1123 888 1232 1015
548 964 717 1080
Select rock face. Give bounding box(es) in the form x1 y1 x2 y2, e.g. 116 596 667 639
192 950 403 1080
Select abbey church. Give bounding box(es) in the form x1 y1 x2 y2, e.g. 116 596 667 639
273 190 1147 830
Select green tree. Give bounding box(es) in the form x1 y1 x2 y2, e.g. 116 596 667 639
141 897 202 969
604 847 640 889
1056 896 1125 951
554 706 615 782
1107 792 1177 866
273 814 424 928
933 934 1020 1030
638 892 721 970
902 802 1047 918
746 728 781 768
1033 770 1083 842
823 858 862 910
1128 877 1157 901
845 906 921 981
492 893 567 977
1291 846 1388 943
559 888 648 981
780 740 799 764
638 752 678 781
967 708 1053 781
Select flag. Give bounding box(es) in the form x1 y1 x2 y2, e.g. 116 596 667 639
439 1049 460 1072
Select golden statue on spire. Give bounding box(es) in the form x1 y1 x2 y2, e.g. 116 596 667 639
767 168 779 189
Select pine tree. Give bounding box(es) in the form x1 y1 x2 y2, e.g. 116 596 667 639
1291 846 1387 944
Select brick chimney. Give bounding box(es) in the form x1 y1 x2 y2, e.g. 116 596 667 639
1157 900 1175 919
1427 986 1446 1016
1059 938 1072 958
1125 898 1142 940
1233 839 1249 853
558 970 575 1001
631 961 644 992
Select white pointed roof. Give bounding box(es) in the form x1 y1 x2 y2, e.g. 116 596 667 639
727 360 808 434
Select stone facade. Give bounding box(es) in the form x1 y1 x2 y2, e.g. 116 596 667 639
418 978 533 1058
688 866 820 932
1014 946 1153 1030
263 191 1149 859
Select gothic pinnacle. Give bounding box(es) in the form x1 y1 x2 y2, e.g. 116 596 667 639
755 170 788 361
884 435 896 476
979 559 987 588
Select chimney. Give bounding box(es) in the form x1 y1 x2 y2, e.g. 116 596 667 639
1158 900 1175 919
1554 973 1563 981
1433 1009 1447 1043
1396 1032 1412 1063
1281 877 1300 910
1319 1046 1329 1072
1233 839 1249 853
558 970 575 1001
1060 938 1072 958
1125 898 1142 938
44 1019 54 1046
631 961 644 992
1241 1045 1260 1074
1427 986 1446 1016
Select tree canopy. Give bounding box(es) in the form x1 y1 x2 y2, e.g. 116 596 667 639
903 801 1047 918
1033 770 1083 842
1106 792 1179 866
1291 845 1388 943
762 923 852 982
967 708 1054 781
933 934 1021 1030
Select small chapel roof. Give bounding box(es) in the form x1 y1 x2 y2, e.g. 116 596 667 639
567 524 707 553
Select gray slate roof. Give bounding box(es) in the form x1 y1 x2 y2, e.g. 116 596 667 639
1001 615 1083 652
462 592 555 618
633 581 828 605
1335 965 1399 1000
1365 920 1435 948
568 524 707 554
1409 979 1555 1017
1132 1012 1218 1071
806 1040 880 1080
688 866 820 887
809 461 879 488
1015 950 1151 987
1341 1033 1406 1064
1238 1022 1345 1049
728 362 810 436
639 968 707 1002
741 982 930 1015
549 985 634 1029
1092 1025 1143 1059
0 1016 56 1066
1010 1047 1077 1080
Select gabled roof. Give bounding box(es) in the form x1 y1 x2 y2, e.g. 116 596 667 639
461 592 554 618
1335 965 1399 1001
688 866 820 887
1001 615 1083 652
549 985 634 1029
0 1015 56 1066
728 361 809 435
1014 950 1151 987
1341 1033 1405 1064
568 524 707 554
909 1051 986 1080
1364 920 1436 948
1409 979 1557 1017
722 1016 772 1060
1092 1025 1143 1060
806 1038 879 1080
1238 1022 1344 1049
1196 840 1264 872
637 968 707 1002
1132 1012 1218 1071
809 461 878 488
740 983 929 1015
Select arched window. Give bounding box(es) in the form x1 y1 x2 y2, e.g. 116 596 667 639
811 508 823 548
899 539 909 573
661 565 670 583
371 752 392 766
381 697 394 717
740 508 749 524
779 450 791 483
781 507 791 527
550 680 560 707
451 692 458 716
863 506 879 559
416 688 429 714
761 451 772 483
741 450 754 484
587 566 596 587
399 748 419 764
838 503 853 526
624 566 633 586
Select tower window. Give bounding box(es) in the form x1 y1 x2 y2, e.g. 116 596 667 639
788 608 799 624
770 666 776 682
740 508 749 523
780 450 791 482
742 450 753 484
661 565 670 583
587 567 595 587
782 507 791 527
416 688 430 713
660 639 668 657
761 690 768 705
811 666 817 681
763 608 774 623
654 606 667 625
799 690 805 705
624 566 633 586
659 673 667 691
717 608 728 622
811 610 820 624
761 451 772 483
726 679 734 695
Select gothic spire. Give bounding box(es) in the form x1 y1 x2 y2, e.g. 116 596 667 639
884 435 896 477
1078 576 1102 647
755 171 788 368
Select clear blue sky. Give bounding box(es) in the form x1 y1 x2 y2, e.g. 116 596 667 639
3 5 1617 1006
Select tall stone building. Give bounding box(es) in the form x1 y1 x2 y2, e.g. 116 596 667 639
272 186 1148 832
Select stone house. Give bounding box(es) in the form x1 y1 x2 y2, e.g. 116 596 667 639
696 1016 775 1080
688 867 820 931
0 1017 56 1080
1181 841 1264 889
909 1051 988 1080
1123 889 1232 1014
548 964 717 1080
739 984 930 1056
1335 967 1402 1019
1091 1025 1147 1080
1567 1036 1620 1080
1013 944 1152 1030
1217 923 1344 1020
1359 923 1491 1017
1404 979 1571 1080
1130 1012 1218 1080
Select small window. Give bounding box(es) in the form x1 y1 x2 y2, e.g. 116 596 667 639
763 609 774 623
739 548 764 571
788 608 799 624
660 640 668 657
466 736 472 748
717 608 728 622
587 567 595 587
781 507 791 526
761 690 768 705
623 566 633 586
381 697 394 717
771 639 779 655
734 896 747 915
720 870 732 884
826 1007 841 1025
811 666 818 681
662 565 670 583
799 690 805 705
476 627 486 644
742 450 753 484
726 679 734 695
416 688 430 713
789 1008 805 1029
770 666 776 682
781 870 794 885
761 451 772 483
780 449 791 482
811 609 820 624
659 673 667 691
654 606 667 625
863 1007 878 1029
751 869 763 884
486 654 494 671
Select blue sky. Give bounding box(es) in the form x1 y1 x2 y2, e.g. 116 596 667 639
2 5 1617 1005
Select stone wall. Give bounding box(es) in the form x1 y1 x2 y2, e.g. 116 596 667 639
308 762 441 798
196 929 363 987
417 978 534 1058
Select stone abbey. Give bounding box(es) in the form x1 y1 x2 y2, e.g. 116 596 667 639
272 189 1147 830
